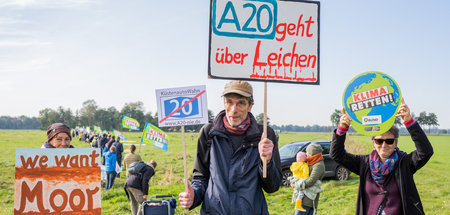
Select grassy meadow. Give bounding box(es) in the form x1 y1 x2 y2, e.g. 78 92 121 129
1 129 449 214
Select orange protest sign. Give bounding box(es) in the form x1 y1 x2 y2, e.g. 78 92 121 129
14 149 101 215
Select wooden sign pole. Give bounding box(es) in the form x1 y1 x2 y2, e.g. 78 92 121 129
263 82 268 178
181 125 189 214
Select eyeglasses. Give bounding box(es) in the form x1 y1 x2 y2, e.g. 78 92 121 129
374 138 396 145
224 100 249 108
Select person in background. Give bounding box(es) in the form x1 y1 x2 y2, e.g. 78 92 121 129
124 160 157 215
288 151 322 214
178 80 282 214
92 134 99 148
89 132 95 144
113 137 124 177
291 144 325 215
123 144 142 178
107 135 116 147
330 98 433 215
102 141 112 166
100 133 108 155
105 146 117 190
41 123 74 148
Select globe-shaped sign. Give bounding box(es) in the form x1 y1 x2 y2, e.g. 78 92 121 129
342 71 401 136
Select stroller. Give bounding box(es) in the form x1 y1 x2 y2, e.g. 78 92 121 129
142 195 177 215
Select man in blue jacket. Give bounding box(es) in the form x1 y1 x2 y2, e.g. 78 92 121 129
179 80 282 214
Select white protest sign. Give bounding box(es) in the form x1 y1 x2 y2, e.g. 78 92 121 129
15 148 101 214
209 0 320 84
156 85 208 127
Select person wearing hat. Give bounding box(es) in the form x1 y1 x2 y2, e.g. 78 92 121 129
290 143 325 215
41 123 74 148
179 80 282 214
330 99 433 215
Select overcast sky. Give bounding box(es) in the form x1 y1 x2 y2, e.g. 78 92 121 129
1 0 449 129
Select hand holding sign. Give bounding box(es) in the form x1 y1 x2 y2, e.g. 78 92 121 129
179 179 195 210
395 98 412 122
258 136 273 165
343 71 402 136
339 107 352 129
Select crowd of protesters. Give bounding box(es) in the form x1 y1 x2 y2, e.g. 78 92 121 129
41 81 434 215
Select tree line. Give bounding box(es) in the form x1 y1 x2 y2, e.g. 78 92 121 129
0 102 446 134
0 116 40 129
37 99 216 132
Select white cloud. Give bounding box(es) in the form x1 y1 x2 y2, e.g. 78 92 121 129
0 58 51 73
0 17 30 25
0 0 101 8
0 40 53 47
0 17 33 36
0 30 30 36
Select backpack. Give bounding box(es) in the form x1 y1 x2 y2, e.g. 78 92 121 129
127 161 146 175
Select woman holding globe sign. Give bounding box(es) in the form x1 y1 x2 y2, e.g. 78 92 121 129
330 97 433 215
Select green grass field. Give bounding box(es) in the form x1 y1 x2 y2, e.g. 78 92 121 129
1 130 449 214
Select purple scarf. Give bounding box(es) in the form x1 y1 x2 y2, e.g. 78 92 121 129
369 147 403 185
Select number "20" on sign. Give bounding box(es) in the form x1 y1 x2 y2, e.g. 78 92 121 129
163 97 200 118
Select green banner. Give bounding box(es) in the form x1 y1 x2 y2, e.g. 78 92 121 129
141 122 168 151
121 116 140 131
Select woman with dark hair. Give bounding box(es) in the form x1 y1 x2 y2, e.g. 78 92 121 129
330 99 433 215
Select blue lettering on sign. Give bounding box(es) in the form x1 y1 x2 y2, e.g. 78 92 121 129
163 97 199 118
212 0 277 39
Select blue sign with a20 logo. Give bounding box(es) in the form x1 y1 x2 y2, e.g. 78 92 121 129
212 0 278 39
163 97 199 118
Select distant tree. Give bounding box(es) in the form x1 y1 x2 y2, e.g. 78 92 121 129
0 116 39 129
107 107 121 130
79 99 98 127
121 101 145 130
38 108 59 130
208 109 215 122
256 113 270 126
416 111 427 127
394 117 402 127
95 108 115 130
144 111 158 127
416 111 439 133
426 112 439 133
57 106 75 128
19 116 41 129
330 109 342 127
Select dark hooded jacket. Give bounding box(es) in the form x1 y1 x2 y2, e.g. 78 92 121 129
330 122 433 215
124 165 155 196
190 111 282 214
